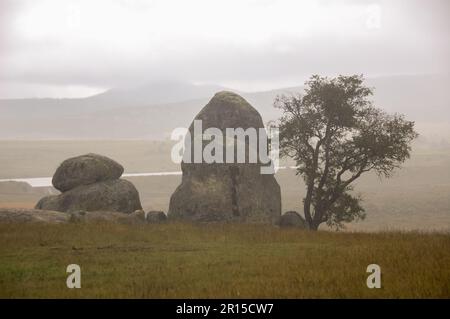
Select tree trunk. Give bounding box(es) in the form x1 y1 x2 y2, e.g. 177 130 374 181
303 182 314 227
311 206 324 231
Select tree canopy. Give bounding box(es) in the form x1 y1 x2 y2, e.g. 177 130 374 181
275 74 418 230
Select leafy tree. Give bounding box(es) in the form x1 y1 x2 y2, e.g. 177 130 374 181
275 75 418 230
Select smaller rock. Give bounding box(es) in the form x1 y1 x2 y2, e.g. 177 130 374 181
52 153 124 192
146 211 167 223
278 211 307 228
0 208 70 224
68 210 87 223
129 210 146 224
131 209 146 218
69 210 146 224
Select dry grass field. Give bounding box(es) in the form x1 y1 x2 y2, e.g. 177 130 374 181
0 222 449 298
0 140 449 298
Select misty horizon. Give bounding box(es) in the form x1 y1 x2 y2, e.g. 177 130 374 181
1 0 449 99
1 72 449 101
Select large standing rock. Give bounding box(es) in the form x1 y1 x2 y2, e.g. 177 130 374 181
168 91 281 223
36 179 142 214
52 153 124 192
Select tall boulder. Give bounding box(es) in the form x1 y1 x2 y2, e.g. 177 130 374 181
168 91 281 223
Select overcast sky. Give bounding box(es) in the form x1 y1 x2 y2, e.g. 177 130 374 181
0 0 449 98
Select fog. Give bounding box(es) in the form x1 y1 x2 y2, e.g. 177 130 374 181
0 0 449 98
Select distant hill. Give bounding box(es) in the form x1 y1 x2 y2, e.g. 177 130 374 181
0 74 448 140
89 81 230 107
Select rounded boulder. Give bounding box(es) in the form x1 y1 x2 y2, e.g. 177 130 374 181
52 153 124 192
278 211 307 228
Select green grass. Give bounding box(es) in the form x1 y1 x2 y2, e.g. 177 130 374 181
0 222 449 298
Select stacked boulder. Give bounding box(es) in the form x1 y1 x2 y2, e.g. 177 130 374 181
35 153 142 214
168 91 281 223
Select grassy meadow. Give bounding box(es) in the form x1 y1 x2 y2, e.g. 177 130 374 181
0 140 449 298
0 222 449 298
